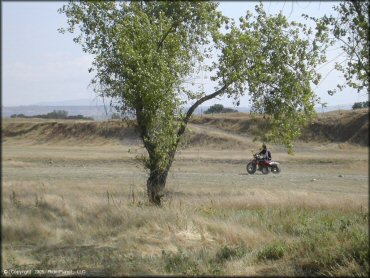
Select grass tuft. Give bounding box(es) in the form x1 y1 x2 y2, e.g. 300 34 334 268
215 244 249 263
257 241 286 261
163 250 200 275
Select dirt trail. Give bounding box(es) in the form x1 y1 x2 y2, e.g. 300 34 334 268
188 123 254 144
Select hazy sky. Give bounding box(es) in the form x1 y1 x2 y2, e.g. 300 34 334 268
2 1 368 107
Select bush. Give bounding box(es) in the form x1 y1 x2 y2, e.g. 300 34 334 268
45 110 69 119
67 115 93 120
215 245 248 263
204 104 237 114
163 250 199 275
9 110 93 120
10 114 27 118
352 101 369 110
257 241 286 261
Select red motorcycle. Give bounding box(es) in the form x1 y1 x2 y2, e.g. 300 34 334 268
246 154 281 174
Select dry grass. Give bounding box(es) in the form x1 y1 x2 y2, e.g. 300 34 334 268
1 116 369 276
2 179 368 276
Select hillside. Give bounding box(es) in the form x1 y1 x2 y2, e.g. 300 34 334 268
2 109 368 147
190 109 369 146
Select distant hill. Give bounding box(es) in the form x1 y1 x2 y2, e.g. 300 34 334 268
2 105 111 121
2 104 248 120
2 108 368 147
2 102 354 120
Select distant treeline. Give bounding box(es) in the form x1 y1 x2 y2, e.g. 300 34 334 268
352 101 369 110
10 110 93 120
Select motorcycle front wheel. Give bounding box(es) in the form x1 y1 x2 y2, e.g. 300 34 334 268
246 162 256 174
271 165 281 174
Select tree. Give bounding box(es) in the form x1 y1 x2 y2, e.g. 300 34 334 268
352 101 370 110
59 1 326 205
218 4 326 150
45 110 69 119
305 1 369 95
10 114 26 118
204 104 237 114
205 104 225 114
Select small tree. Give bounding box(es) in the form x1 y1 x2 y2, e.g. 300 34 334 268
204 104 237 114
205 104 225 114
10 114 26 118
46 110 69 119
59 1 326 205
352 102 363 110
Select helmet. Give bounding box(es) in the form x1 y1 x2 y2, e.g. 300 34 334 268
262 143 267 150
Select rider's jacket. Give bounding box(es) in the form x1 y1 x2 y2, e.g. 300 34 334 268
258 149 271 160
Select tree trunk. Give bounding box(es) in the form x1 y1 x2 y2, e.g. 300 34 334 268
147 169 169 205
139 86 228 205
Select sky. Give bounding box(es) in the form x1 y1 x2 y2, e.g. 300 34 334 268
2 1 368 108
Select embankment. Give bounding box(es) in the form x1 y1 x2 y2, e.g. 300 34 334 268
2 109 368 146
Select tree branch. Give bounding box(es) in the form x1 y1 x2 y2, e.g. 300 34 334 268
157 21 179 51
334 35 364 70
176 84 228 139
157 9 193 52
163 84 229 174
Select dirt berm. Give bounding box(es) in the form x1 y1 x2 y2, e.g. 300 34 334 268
190 109 369 146
2 109 368 146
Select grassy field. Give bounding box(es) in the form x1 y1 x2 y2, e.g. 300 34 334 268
2 115 369 276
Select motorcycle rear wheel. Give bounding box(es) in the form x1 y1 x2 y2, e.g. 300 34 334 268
246 162 256 174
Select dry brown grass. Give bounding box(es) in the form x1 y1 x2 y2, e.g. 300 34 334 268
2 116 369 276
3 175 367 275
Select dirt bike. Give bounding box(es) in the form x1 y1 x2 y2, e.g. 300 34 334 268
246 153 281 174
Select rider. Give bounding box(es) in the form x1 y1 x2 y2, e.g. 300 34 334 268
258 143 271 163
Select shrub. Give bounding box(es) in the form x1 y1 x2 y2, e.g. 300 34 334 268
257 241 286 261
10 114 27 118
163 250 199 275
352 101 369 110
204 104 238 114
215 245 248 263
46 110 69 119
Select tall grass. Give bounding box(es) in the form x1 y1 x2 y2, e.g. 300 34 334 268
2 181 368 276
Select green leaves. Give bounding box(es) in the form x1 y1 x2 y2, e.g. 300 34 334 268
306 1 369 94
214 3 321 153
